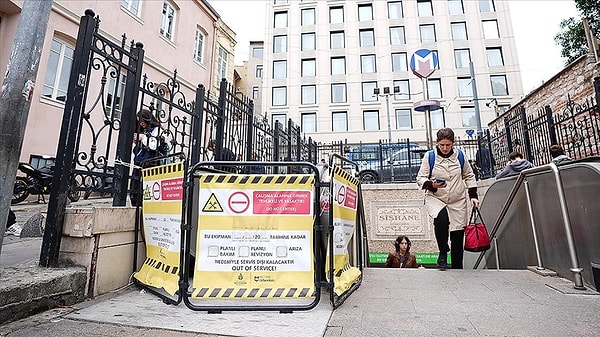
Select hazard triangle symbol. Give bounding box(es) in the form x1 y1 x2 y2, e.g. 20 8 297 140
202 193 223 212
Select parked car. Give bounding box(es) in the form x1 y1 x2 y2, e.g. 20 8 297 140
356 147 428 183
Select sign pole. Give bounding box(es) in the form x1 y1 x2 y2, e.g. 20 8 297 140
422 78 433 149
410 49 440 149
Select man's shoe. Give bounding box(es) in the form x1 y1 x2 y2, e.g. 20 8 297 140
437 252 447 271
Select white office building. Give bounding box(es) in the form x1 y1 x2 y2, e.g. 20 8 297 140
262 0 524 144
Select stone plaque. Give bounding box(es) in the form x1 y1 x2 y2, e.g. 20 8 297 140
370 201 430 241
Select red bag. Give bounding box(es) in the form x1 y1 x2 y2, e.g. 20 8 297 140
464 206 491 252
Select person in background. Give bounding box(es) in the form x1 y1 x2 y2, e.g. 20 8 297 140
495 151 534 179
549 144 572 165
417 128 479 270
475 147 495 179
130 109 162 206
385 235 417 268
207 139 237 173
317 158 330 182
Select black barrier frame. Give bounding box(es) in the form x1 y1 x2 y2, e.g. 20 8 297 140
131 152 187 305
327 154 369 308
181 161 326 313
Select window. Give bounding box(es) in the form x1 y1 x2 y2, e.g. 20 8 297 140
486 47 504 66
388 1 403 19
454 49 471 69
252 47 263 58
391 53 408 72
106 72 126 119
274 11 288 28
330 31 345 49
274 0 288 4
358 4 373 21
479 0 495 12
255 65 263 78
332 112 348 132
428 78 442 99
363 110 379 131
431 50 440 69
461 106 477 127
482 20 499 39
360 54 376 73
273 60 287 79
302 59 316 77
42 38 74 102
395 109 412 129
498 105 510 116
490 75 508 95
217 47 228 80
419 24 436 43
252 86 259 100
301 113 317 133
393 80 410 100
451 22 467 40
362 81 377 102
431 109 445 129
331 57 346 75
417 0 433 17
329 6 344 23
331 83 347 103
272 86 287 106
194 28 205 63
390 26 406 45
121 0 141 16
301 85 316 105
273 35 287 53
458 77 472 97
301 32 315 50
272 113 287 127
160 1 176 41
301 8 315 26
359 29 375 47
448 0 463 14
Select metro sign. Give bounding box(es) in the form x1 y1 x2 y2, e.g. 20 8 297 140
410 49 439 79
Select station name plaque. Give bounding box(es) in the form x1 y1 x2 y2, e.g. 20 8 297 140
373 203 427 238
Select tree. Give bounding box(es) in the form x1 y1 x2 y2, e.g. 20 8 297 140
555 0 600 65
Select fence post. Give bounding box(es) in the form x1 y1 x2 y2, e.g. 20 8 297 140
214 79 228 160
246 100 254 161
520 106 533 160
545 105 557 145
594 77 600 105
191 84 205 165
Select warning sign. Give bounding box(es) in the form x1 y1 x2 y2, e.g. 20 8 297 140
229 191 250 214
253 191 311 214
202 193 223 212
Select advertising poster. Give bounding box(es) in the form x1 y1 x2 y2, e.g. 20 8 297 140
192 174 315 299
134 162 184 296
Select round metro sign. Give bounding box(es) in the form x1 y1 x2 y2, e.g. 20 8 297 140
410 49 439 79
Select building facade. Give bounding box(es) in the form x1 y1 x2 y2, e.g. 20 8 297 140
262 0 524 144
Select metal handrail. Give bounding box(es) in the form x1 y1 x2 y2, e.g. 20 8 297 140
473 163 585 289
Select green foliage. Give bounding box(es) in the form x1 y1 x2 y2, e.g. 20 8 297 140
554 0 600 65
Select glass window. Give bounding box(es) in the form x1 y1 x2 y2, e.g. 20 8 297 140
301 113 317 133
490 75 508 95
451 22 467 40
302 58 316 77
274 11 288 28
388 1 403 19
360 54 376 73
479 0 495 12
498 105 510 116
482 20 499 39
454 49 471 69
461 106 477 127
362 81 377 102
420 24 436 43
301 8 315 26
431 108 445 129
194 29 206 63
330 31 345 49
331 57 346 75
359 29 375 47
486 47 504 67
417 0 433 17
393 80 410 100
274 0 288 4
395 109 412 129
329 6 344 23
42 38 74 102
252 47 263 58
272 113 287 127
363 110 379 131
217 47 228 80
332 112 348 132
273 35 287 53
391 52 408 72
431 50 440 69
358 4 373 21
106 72 126 119
301 85 316 105
448 0 463 14
273 60 287 79
458 77 472 97
160 1 176 40
252 86 259 100
428 78 442 99
301 32 316 50
331 83 347 103
390 26 406 45
272 86 287 106
255 65 263 78
121 0 141 16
